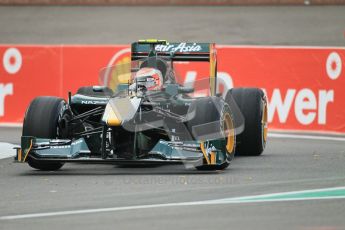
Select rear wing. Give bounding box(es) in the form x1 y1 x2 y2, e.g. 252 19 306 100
131 40 217 96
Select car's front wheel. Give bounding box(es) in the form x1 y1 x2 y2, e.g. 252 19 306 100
22 96 66 171
186 97 236 170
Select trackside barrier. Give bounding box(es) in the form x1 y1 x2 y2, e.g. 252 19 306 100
0 45 344 134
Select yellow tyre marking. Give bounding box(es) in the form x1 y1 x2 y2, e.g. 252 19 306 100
224 113 235 154
262 101 268 142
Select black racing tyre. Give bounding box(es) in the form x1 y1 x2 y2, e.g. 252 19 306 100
186 97 235 170
226 88 268 156
76 86 113 97
22 96 66 171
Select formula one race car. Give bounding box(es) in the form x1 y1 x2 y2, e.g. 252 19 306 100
15 40 268 171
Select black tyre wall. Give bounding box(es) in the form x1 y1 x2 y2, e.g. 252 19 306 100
23 97 65 138
22 96 66 170
226 88 266 156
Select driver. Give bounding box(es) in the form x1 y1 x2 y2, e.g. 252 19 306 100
132 67 163 91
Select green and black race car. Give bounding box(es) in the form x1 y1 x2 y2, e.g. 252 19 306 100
15 40 268 171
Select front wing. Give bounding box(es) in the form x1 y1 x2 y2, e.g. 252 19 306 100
15 136 228 167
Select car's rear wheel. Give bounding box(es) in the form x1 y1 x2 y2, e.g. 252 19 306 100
22 96 66 171
226 88 267 156
186 97 235 170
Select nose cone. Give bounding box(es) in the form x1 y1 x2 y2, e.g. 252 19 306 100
102 97 142 126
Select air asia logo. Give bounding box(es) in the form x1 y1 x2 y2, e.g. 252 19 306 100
155 43 202 52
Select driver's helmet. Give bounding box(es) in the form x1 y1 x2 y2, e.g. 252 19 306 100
134 67 163 90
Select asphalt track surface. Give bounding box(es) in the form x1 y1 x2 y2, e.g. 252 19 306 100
0 127 345 230
0 6 345 46
1 5 345 230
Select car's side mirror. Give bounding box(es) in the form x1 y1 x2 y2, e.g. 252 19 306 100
178 86 194 94
93 86 109 92
131 68 140 72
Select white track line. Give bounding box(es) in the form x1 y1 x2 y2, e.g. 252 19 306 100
0 143 17 160
1 186 345 220
0 122 22 127
268 133 345 142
